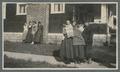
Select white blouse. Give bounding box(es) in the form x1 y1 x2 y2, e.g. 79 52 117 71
65 24 74 38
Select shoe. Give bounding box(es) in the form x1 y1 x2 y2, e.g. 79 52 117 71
77 61 81 64
64 60 70 64
31 42 34 44
87 58 92 64
64 61 70 64
74 61 78 64
83 59 87 63
71 62 75 64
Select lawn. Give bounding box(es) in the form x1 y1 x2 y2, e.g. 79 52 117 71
4 41 60 56
4 40 116 68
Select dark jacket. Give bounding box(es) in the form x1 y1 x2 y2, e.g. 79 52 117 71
82 25 93 45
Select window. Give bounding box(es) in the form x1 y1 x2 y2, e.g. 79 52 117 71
51 3 65 14
16 3 27 15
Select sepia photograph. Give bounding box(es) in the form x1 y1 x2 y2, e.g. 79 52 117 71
2 2 117 70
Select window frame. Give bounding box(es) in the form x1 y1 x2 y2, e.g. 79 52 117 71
51 3 65 14
16 3 27 15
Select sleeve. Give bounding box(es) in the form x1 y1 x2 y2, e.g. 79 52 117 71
63 27 67 34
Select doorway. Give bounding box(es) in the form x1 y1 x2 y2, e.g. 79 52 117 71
75 4 94 23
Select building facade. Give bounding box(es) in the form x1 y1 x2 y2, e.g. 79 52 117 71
3 3 116 44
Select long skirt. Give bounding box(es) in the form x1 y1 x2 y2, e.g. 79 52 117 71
22 29 28 41
84 44 92 60
34 30 43 43
73 45 85 59
60 37 74 59
24 28 33 43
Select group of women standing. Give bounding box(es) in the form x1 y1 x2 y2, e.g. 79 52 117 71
60 20 93 64
22 21 43 44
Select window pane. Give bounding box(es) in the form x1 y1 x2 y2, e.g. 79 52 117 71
60 4 63 11
19 5 22 13
58 4 61 11
23 5 26 13
54 4 58 11
18 4 26 14
50 3 65 14
21 6 24 13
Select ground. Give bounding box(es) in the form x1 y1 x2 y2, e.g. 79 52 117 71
4 55 72 68
4 40 116 68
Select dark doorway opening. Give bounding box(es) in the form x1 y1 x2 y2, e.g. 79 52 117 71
73 4 94 24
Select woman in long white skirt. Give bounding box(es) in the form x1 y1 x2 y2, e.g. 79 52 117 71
22 22 28 42
31 21 38 44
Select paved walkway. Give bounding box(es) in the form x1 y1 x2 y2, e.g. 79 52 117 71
4 51 108 68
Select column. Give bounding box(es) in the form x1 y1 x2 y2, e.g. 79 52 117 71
2 3 6 19
101 4 110 45
101 4 108 23
27 4 49 43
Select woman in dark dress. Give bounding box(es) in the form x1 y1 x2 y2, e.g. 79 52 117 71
60 20 74 64
82 23 93 64
34 21 43 44
24 21 33 43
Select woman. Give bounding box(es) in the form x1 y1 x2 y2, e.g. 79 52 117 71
34 21 43 44
82 23 93 64
73 24 86 63
22 22 28 42
60 20 74 64
31 21 38 44
24 21 33 43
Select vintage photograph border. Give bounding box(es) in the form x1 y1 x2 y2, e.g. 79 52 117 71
1 1 119 71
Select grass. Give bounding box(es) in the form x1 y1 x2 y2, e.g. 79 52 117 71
4 41 60 56
4 40 116 68
91 45 116 63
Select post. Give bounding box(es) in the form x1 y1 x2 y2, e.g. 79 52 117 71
101 4 110 46
26 4 49 43
72 6 75 22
